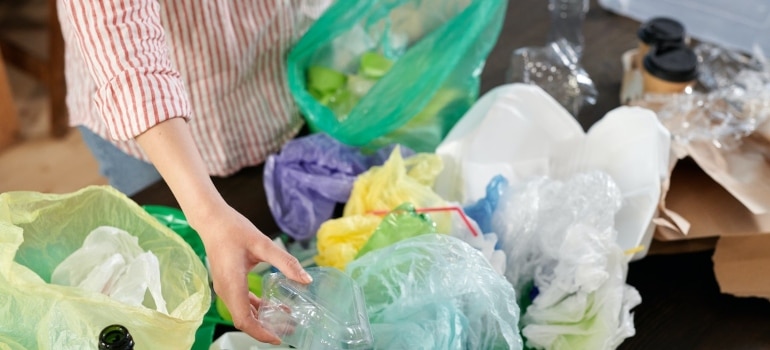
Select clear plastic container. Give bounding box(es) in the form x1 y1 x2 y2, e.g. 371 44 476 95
258 267 374 350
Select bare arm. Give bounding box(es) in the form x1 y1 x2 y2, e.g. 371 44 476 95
137 118 311 343
59 0 310 343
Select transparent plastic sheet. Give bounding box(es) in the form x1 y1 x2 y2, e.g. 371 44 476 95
0 186 209 350
346 234 524 350
263 133 412 241
258 267 374 350
288 0 507 152
491 172 641 350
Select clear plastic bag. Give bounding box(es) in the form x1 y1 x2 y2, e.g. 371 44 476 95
258 267 374 350
491 172 641 350
0 186 209 349
346 234 523 350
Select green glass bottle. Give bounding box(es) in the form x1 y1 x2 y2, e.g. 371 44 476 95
98 324 135 350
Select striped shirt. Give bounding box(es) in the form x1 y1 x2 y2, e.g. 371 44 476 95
57 0 330 176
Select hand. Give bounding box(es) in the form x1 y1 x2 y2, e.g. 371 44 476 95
194 204 312 344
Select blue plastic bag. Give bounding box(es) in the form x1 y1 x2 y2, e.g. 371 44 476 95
264 133 412 240
463 175 509 234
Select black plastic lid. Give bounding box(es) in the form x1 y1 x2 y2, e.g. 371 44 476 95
637 17 685 45
643 42 699 82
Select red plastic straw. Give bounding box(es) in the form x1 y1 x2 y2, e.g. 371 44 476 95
368 206 479 237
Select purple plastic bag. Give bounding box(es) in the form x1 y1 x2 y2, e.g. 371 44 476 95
264 133 412 240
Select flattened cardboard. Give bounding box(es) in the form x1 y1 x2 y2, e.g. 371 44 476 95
712 234 770 300
655 159 770 241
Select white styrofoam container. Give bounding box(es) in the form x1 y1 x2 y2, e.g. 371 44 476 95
599 0 770 54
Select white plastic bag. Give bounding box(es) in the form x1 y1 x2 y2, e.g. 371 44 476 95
434 83 671 259
51 226 168 314
492 172 641 350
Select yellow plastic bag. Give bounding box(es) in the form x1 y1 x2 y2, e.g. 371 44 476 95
315 148 449 269
343 147 446 216
314 214 382 270
0 186 210 349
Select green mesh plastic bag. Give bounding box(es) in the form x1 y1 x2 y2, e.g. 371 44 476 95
0 186 209 349
288 0 507 152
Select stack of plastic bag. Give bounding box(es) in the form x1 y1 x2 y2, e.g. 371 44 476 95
492 172 641 350
314 147 447 269
346 234 524 350
264 133 413 241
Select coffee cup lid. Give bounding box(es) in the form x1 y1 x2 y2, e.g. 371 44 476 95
638 17 685 45
643 42 698 82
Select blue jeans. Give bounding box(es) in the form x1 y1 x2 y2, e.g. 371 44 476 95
78 127 162 196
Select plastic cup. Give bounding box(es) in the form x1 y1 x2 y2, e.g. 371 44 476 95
258 267 373 350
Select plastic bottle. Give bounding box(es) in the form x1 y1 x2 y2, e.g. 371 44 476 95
98 324 135 350
547 0 590 58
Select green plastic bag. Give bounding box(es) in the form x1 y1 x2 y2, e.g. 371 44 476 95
355 203 437 259
0 186 210 349
288 0 507 152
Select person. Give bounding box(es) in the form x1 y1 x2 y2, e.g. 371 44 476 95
57 0 330 344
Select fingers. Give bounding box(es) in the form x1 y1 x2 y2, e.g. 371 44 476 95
221 277 281 345
257 239 313 284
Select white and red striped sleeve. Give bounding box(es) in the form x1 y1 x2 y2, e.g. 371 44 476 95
59 0 191 141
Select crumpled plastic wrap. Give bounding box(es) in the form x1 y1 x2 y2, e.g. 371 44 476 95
264 133 411 240
492 172 641 350
633 42 770 150
346 234 524 350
